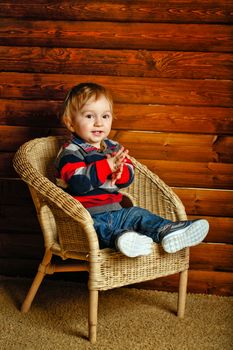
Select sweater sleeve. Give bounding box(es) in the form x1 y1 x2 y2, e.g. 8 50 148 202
57 151 113 195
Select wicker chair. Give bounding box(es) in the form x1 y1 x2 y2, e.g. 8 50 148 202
13 136 189 344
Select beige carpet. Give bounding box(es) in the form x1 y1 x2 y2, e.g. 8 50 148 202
1 276 233 350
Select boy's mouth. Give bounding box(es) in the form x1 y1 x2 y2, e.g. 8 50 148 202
92 131 103 136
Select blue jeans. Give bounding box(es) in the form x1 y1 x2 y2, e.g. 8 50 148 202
92 206 172 249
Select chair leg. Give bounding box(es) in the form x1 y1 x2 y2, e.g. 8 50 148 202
177 269 188 318
88 289 98 344
21 250 52 313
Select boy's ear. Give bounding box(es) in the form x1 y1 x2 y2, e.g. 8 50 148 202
63 115 75 132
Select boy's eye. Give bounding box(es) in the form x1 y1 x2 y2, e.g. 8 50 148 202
86 114 94 119
103 114 111 119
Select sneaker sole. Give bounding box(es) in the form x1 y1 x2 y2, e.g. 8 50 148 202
116 231 153 258
162 219 209 253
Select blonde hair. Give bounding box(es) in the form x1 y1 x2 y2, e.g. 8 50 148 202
62 82 114 127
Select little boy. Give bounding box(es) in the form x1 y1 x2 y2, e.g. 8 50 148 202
55 82 209 258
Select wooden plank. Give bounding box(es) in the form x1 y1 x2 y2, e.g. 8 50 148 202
186 269 233 295
0 152 15 177
0 233 44 259
0 204 40 234
0 99 63 127
0 125 56 152
1 73 232 107
0 125 67 152
1 46 233 80
140 160 233 189
116 104 233 134
188 215 233 244
0 258 41 278
0 178 33 205
174 188 233 217
190 243 233 272
1 127 233 163
133 270 233 296
1 19 232 52
111 131 233 163
0 1 232 24
1 100 233 135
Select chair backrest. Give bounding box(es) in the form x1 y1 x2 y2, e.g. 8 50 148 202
26 136 66 182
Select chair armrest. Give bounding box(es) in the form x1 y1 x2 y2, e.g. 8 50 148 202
13 141 99 254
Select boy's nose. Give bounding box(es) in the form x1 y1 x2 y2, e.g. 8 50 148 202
94 116 103 126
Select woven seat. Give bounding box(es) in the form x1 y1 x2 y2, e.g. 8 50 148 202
13 136 189 344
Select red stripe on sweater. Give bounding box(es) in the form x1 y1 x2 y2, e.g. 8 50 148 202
73 193 123 208
95 158 112 183
61 161 86 182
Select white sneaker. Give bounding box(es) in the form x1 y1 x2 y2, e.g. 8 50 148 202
160 219 209 253
116 231 153 258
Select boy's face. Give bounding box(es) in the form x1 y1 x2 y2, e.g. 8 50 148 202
67 95 113 148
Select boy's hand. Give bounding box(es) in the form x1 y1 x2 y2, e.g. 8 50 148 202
106 147 129 185
111 163 124 185
107 147 129 172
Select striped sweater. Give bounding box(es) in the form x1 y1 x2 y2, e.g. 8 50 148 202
54 134 134 214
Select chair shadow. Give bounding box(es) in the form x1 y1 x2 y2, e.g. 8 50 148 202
99 287 178 316
2 277 88 332
2 278 28 311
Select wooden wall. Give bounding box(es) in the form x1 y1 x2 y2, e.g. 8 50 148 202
0 1 233 296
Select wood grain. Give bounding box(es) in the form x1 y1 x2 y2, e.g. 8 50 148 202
174 188 233 217
189 215 233 244
1 73 232 107
0 233 44 259
1 100 233 135
1 46 233 80
111 131 233 163
190 243 233 271
140 160 233 189
0 1 232 24
1 19 232 52
133 270 233 295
